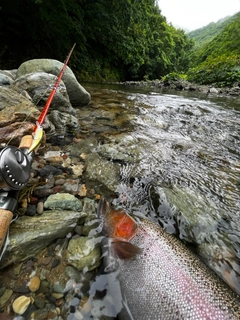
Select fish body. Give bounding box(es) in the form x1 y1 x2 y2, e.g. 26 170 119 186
98 198 240 320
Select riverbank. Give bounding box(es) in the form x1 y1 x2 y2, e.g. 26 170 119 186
111 79 240 97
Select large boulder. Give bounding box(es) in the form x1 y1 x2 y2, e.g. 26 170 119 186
16 59 91 106
10 72 76 116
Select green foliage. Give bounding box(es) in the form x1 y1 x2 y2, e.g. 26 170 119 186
188 15 236 49
187 55 240 86
187 12 240 86
0 0 193 81
162 72 187 82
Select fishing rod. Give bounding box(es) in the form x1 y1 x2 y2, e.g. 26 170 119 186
0 44 76 257
29 43 76 153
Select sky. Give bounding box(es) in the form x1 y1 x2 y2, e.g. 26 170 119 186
157 0 240 31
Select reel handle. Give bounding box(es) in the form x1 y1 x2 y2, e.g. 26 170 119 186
0 135 34 253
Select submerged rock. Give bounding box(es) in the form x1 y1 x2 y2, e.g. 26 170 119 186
67 236 101 271
48 110 79 134
84 153 121 194
0 210 83 269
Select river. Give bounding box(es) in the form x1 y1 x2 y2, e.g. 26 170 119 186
81 83 240 296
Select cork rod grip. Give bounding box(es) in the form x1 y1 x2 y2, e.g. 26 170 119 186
18 135 33 150
0 209 13 250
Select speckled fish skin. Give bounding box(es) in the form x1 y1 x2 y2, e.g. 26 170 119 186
112 218 240 320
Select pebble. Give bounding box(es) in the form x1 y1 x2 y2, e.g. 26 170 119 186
46 156 63 163
0 289 13 309
33 188 53 198
52 185 63 193
25 204 37 216
63 178 79 194
52 292 64 299
12 295 33 315
34 294 45 309
54 178 66 185
53 283 65 294
29 195 38 205
78 184 87 197
21 198 28 209
80 296 91 314
28 276 41 292
36 201 44 214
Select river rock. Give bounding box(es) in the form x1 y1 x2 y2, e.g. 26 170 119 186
16 59 91 106
12 295 33 315
0 210 83 269
0 288 13 309
28 275 41 292
48 110 79 134
0 86 55 144
0 121 35 145
10 72 76 116
44 193 82 211
162 186 222 244
66 136 99 157
0 86 36 111
84 153 121 194
97 142 139 163
67 236 101 271
0 71 14 86
208 87 219 94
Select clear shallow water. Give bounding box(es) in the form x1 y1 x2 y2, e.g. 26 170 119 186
80 84 240 299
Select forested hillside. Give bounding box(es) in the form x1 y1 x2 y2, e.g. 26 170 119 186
0 0 193 81
187 12 240 86
188 15 235 49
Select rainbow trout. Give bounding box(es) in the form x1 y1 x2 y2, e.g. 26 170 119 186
97 198 240 320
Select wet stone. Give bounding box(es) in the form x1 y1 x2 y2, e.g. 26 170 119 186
53 283 65 294
28 275 41 292
54 178 66 185
52 292 64 299
41 256 52 266
0 289 13 309
65 266 82 282
33 188 53 198
14 279 31 294
36 201 44 215
51 258 61 269
74 225 82 236
34 294 46 309
25 204 37 216
38 165 63 177
12 295 33 315
39 268 50 280
0 286 5 296
67 236 101 271
63 178 79 194
44 193 82 211
37 279 50 294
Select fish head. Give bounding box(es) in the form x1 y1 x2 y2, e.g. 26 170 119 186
97 197 138 242
97 197 142 260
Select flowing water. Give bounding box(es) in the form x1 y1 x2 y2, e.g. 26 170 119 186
81 83 240 296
